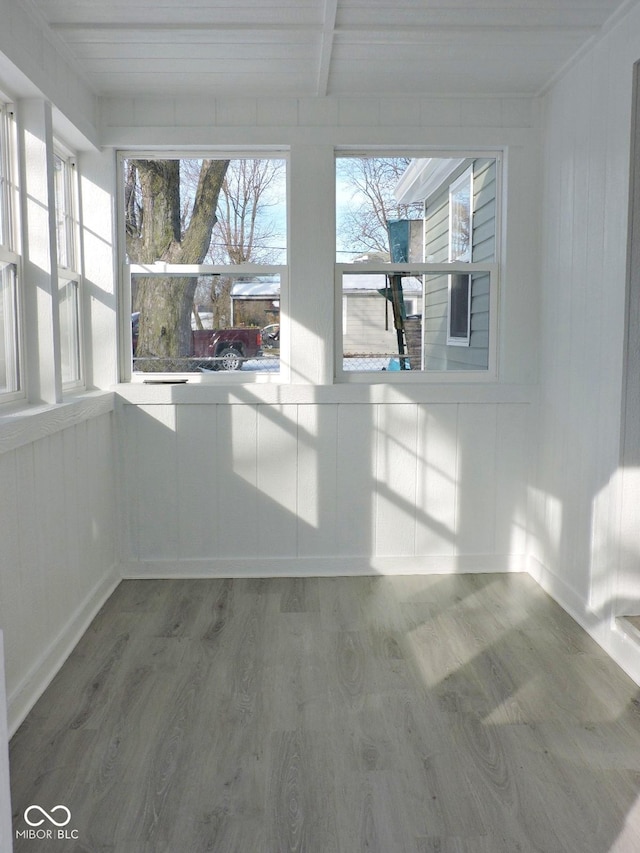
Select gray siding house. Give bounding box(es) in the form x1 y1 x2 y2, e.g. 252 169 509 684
396 157 497 371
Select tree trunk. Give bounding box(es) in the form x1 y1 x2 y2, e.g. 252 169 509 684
128 159 229 364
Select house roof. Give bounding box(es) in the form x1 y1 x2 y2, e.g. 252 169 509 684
231 273 422 297
394 158 467 206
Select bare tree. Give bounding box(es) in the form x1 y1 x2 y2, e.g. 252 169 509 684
336 157 422 258
203 158 285 327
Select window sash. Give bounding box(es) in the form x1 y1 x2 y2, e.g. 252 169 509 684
0 262 20 396
53 152 76 271
123 265 286 380
335 262 497 379
58 276 81 386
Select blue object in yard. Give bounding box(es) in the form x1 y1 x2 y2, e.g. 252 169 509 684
387 219 410 263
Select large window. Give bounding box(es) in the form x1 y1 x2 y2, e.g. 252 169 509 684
336 153 499 377
121 155 287 379
0 103 21 399
53 147 83 387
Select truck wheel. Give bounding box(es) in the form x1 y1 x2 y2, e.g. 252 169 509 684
217 346 243 371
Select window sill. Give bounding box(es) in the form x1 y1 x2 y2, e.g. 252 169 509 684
0 390 115 455
113 381 536 407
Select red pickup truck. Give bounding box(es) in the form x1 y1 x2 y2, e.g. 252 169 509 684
132 314 263 371
192 327 263 370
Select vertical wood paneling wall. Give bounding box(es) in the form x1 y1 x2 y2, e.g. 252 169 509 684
533 3 640 683
0 409 119 734
118 396 532 577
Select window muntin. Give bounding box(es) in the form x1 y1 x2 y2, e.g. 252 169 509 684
336 153 499 377
121 155 287 380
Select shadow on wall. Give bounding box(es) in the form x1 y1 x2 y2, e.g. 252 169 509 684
117 383 532 576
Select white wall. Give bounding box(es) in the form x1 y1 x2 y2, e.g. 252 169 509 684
0 401 119 735
0 98 119 735
104 95 540 578
117 386 533 577
533 3 640 682
0 0 98 147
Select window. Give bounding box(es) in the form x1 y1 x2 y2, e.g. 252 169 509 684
0 103 21 399
58 277 81 385
121 154 287 379
53 147 83 387
53 151 76 270
336 153 498 376
0 262 19 394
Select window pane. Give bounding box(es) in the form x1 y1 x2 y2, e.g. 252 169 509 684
0 263 20 393
340 270 490 373
124 157 287 266
0 106 11 251
58 278 81 384
448 273 471 343
53 154 71 269
336 157 424 262
449 170 472 262
131 273 280 374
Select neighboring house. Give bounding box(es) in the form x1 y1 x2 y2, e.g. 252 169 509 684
230 272 423 363
342 272 422 358
395 157 497 371
230 278 280 327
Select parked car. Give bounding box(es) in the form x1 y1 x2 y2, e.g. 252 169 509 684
260 323 280 355
131 313 263 370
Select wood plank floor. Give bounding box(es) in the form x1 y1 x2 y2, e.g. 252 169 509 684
9 573 640 852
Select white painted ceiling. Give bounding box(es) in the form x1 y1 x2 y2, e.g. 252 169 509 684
22 0 628 99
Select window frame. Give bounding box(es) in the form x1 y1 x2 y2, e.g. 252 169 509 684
0 102 23 403
117 150 289 384
334 149 501 382
53 143 84 390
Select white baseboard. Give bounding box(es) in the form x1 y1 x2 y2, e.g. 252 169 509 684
121 553 527 579
527 555 640 688
7 565 121 738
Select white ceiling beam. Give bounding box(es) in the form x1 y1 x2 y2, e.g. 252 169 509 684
317 0 338 96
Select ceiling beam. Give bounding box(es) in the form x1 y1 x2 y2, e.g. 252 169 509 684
317 0 338 96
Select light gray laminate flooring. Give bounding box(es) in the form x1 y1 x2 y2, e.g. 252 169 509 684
9 573 640 852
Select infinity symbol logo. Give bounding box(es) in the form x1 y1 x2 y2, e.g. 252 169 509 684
24 805 71 827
